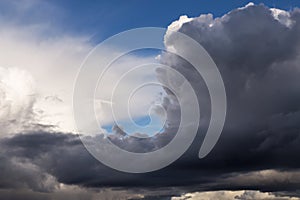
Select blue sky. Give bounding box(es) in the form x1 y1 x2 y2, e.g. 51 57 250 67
2 0 298 43
51 0 299 41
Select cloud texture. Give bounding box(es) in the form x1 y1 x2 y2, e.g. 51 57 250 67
1 2 300 200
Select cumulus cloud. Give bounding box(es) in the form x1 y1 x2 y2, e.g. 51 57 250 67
158 1 300 171
0 20 92 133
0 18 163 136
1 2 300 200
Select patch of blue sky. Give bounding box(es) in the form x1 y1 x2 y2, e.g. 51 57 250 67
103 114 165 136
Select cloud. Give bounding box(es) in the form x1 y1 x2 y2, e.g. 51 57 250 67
0 186 144 200
172 190 300 200
0 17 163 136
0 20 92 134
1 131 300 199
1 2 300 200
157 2 300 171
0 67 36 136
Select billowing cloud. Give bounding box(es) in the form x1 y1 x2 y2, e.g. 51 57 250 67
0 20 92 134
158 1 300 172
1 2 300 200
0 19 163 136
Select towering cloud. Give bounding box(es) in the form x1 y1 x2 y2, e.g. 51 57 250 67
158 2 300 171
1 2 300 200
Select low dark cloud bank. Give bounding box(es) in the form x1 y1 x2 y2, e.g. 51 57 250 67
1 3 300 200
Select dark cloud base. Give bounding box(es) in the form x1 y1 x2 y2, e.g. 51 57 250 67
1 130 300 199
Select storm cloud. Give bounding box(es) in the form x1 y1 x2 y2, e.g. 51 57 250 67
1 2 300 200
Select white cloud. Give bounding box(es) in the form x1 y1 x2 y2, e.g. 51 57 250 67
0 67 36 136
0 23 164 136
270 8 294 27
172 190 300 200
0 24 92 134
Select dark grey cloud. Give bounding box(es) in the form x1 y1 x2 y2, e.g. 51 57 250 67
1 3 300 200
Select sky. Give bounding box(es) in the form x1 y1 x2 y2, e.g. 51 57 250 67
1 0 300 199
1 0 299 40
